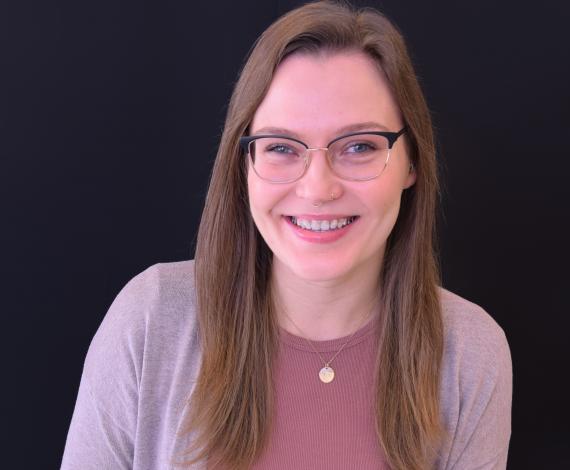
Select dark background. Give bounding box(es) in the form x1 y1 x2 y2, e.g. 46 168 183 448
2 0 569 468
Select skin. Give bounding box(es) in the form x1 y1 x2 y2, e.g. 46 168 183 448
248 51 416 340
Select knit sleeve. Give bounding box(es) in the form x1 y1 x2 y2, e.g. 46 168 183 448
437 290 513 470
60 266 161 470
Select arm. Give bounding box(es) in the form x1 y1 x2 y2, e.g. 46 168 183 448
60 378 135 470
448 329 512 469
61 269 153 470
438 292 513 470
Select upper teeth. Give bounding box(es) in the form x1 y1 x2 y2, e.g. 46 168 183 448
290 216 356 231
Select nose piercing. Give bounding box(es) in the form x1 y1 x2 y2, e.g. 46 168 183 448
312 192 337 207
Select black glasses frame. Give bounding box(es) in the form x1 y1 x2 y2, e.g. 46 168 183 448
239 127 407 154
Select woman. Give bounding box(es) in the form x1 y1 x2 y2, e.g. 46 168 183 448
61 2 512 469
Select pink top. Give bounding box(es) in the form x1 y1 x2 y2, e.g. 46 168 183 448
251 318 390 469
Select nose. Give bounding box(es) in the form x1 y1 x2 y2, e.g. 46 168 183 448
295 148 343 204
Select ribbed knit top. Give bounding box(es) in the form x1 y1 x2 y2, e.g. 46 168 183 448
251 318 389 469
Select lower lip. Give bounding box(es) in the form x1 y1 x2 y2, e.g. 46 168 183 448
283 216 358 244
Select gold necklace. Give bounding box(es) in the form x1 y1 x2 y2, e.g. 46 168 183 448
281 306 374 384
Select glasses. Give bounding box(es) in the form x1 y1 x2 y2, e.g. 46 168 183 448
239 128 406 184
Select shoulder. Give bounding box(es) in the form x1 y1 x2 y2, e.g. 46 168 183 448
438 287 510 371
84 260 199 393
97 259 196 335
103 259 197 323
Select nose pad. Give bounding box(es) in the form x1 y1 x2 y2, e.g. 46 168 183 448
295 148 343 203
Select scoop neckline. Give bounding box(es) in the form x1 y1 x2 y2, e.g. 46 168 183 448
278 315 380 353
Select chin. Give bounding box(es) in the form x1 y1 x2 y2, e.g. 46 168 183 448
294 266 344 283
275 250 358 283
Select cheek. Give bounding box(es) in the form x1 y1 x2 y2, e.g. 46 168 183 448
247 172 265 227
247 169 287 221
248 169 268 213
364 175 402 209
362 182 404 235
247 167 257 209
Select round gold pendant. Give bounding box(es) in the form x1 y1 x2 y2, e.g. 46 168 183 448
319 366 335 383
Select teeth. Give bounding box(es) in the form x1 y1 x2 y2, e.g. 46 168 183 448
290 216 357 232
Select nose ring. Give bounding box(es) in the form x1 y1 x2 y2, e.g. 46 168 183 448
312 192 337 207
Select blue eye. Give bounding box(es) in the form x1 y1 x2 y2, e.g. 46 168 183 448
267 144 295 154
347 142 375 153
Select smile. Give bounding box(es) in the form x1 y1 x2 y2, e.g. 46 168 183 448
288 216 359 232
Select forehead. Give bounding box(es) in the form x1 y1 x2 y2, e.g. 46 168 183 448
250 50 403 139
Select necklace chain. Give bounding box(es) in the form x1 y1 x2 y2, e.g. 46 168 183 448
283 311 363 366
280 302 376 383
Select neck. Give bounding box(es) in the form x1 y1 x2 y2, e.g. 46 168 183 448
271 258 381 341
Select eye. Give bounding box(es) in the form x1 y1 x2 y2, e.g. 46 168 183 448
346 142 376 153
266 143 296 154
346 142 375 153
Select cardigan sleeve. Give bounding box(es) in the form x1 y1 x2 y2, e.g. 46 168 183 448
61 266 159 470
60 377 135 469
437 289 513 470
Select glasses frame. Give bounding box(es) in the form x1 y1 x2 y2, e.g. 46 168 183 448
239 127 407 184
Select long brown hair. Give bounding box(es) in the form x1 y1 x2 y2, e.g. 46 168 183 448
182 2 444 469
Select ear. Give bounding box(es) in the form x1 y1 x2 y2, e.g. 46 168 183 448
403 162 417 189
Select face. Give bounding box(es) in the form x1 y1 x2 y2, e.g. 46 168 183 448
247 51 416 283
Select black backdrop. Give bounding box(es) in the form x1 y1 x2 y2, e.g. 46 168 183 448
2 0 569 468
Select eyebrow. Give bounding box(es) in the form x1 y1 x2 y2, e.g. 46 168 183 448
251 121 391 139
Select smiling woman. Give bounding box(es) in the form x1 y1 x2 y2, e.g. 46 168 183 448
61 2 512 470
